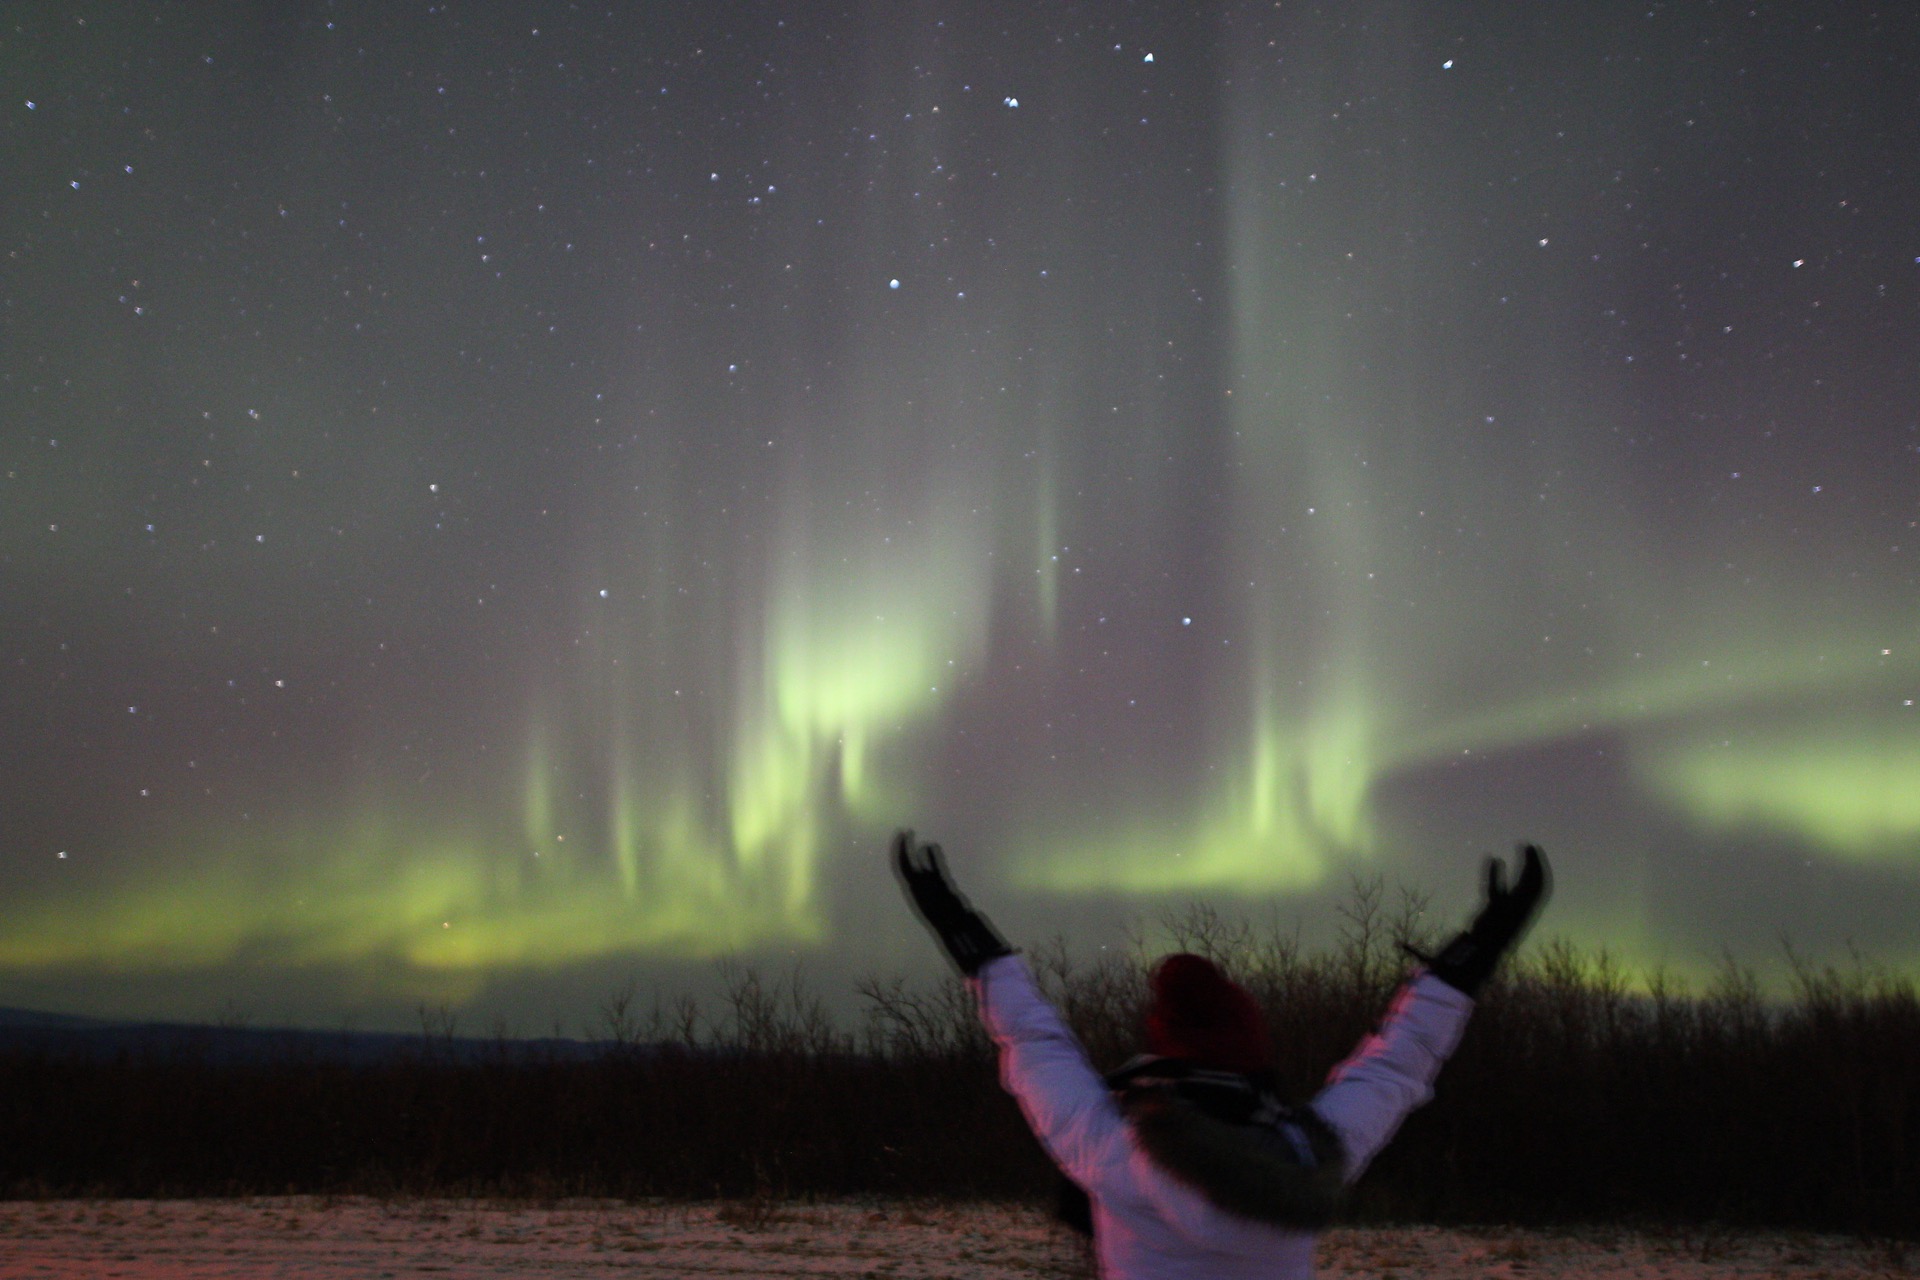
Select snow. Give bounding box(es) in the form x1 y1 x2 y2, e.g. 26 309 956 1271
0 1198 1906 1278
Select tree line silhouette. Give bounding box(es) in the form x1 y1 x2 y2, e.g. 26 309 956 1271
2 881 1915 1237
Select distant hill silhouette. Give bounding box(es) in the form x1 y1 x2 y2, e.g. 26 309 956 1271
0 1006 615 1064
0 1006 111 1029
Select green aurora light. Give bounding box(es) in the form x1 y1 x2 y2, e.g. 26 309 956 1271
2 5 1917 1023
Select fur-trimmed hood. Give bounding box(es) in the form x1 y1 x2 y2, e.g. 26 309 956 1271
1112 1057 1348 1230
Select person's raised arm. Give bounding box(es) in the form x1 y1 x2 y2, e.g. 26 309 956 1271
1413 843 1551 998
1314 844 1551 1178
893 829 1011 976
892 830 1128 1190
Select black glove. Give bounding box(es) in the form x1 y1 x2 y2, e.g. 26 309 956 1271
1414 843 1550 997
893 829 1011 977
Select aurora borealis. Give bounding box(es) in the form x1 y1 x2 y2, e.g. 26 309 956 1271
3 3 1917 1030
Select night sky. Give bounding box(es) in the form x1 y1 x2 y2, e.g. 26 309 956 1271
4 3 1917 1033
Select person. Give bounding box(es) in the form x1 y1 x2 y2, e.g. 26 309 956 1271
894 831 1549 1280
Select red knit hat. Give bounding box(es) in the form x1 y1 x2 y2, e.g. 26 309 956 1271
1144 953 1273 1073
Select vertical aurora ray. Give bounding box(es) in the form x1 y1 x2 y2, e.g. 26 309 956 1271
1014 22 1397 893
1014 5 1920 902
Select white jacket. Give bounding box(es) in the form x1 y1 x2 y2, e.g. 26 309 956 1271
973 953 1474 1279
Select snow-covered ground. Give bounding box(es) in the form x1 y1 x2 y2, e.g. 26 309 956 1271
0 1198 1909 1278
